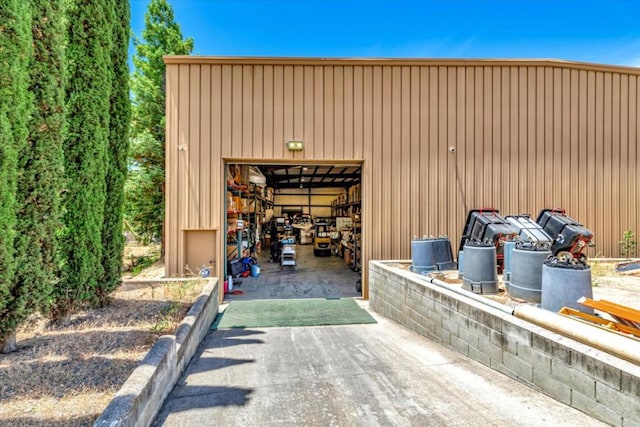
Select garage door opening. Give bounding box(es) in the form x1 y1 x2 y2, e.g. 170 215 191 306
225 162 362 300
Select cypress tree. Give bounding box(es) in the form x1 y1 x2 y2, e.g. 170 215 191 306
98 0 130 303
53 0 111 320
127 0 193 248
0 1 33 352
5 0 66 348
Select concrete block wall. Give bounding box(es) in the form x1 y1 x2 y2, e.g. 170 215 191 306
95 278 219 427
369 261 640 427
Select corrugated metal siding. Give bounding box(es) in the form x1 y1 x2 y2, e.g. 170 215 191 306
165 58 640 297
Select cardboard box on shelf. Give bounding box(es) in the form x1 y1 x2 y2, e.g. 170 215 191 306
231 196 242 212
344 247 352 265
227 244 239 259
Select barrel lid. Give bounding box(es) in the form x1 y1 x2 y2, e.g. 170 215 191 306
412 235 449 242
464 239 495 248
515 241 552 251
544 254 590 270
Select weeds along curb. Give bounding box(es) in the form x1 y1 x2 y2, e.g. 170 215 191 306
94 278 219 427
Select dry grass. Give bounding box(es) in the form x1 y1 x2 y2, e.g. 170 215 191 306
0 245 204 427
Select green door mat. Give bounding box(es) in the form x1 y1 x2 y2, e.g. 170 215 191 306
211 298 377 329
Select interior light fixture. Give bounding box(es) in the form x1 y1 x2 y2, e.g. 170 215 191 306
287 140 304 151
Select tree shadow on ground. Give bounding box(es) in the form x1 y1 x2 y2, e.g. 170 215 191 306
0 329 152 400
153 385 254 425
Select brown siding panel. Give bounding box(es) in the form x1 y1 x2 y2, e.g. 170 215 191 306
200 65 211 227
164 58 640 286
189 65 201 229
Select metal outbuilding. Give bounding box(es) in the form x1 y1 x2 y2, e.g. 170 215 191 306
163 56 640 299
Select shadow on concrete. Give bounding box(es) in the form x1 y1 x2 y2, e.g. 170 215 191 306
203 328 266 350
181 356 255 376
206 337 265 349
152 386 254 425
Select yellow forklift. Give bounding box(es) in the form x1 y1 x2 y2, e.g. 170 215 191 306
313 221 332 257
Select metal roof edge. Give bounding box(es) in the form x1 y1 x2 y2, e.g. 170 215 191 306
163 55 640 75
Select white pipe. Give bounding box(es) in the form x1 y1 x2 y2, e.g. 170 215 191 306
514 303 640 366
416 274 514 315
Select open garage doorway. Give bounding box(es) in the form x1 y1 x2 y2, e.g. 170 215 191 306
224 161 363 301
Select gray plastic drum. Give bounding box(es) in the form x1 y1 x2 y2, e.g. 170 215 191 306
462 243 498 294
507 246 551 303
503 241 516 282
541 263 593 314
410 237 456 273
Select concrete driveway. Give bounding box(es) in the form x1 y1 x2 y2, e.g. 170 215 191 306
154 301 603 426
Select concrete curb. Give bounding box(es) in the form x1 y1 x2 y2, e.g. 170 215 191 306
94 278 219 427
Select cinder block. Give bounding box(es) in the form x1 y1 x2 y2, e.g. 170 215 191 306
458 325 480 350
468 308 503 332
622 415 640 427
437 293 459 311
464 318 492 341
531 333 571 365
490 330 510 351
401 305 412 318
516 343 551 374
503 351 533 382
411 309 425 326
501 319 532 347
409 318 420 333
443 311 466 335
423 307 437 324
571 350 622 390
596 382 640 421
457 300 475 317
572 389 623 427
434 302 452 319
469 346 491 366
435 325 451 345
441 317 459 336
551 361 596 398
479 338 503 364
416 298 435 317
622 370 640 398
418 318 437 335
532 369 572 405
406 295 417 311
415 324 431 338
490 358 517 381
450 335 469 356
422 287 439 300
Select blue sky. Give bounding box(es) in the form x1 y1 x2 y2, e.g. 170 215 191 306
130 0 640 67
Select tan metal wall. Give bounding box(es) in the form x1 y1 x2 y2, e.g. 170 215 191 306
165 57 640 296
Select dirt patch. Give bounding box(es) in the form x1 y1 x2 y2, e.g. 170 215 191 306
122 242 163 279
0 247 204 427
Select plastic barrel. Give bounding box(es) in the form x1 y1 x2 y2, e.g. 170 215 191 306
462 242 498 294
251 263 260 277
503 241 516 282
507 245 551 303
410 237 457 274
541 259 593 314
